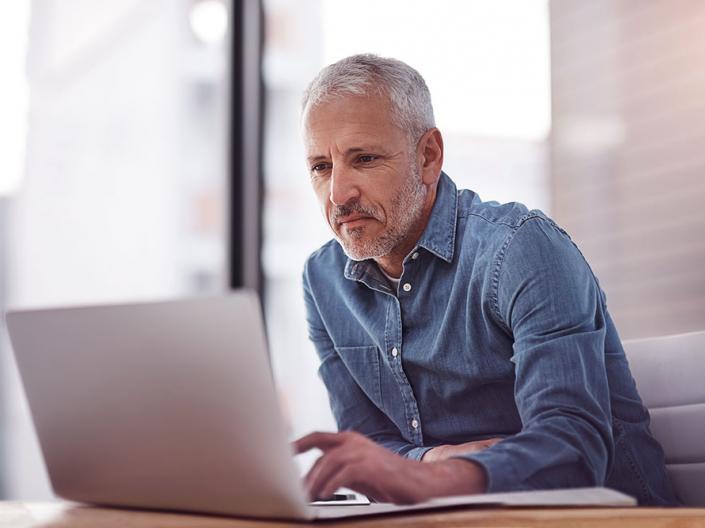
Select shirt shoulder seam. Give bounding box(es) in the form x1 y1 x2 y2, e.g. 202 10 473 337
489 214 548 331
457 209 542 228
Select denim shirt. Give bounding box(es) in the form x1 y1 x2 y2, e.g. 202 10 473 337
302 172 677 505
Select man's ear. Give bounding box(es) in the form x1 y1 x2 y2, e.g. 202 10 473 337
417 128 444 186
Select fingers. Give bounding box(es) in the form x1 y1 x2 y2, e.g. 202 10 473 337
318 465 388 503
298 431 383 501
306 445 360 499
304 446 349 497
293 431 346 454
299 435 443 504
316 461 357 500
302 452 326 496
296 432 360 499
306 449 393 503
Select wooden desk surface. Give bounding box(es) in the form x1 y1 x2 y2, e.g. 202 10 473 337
3 502 705 528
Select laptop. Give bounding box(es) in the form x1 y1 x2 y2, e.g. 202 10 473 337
5 291 636 520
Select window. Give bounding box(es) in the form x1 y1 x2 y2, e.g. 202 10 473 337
0 0 231 498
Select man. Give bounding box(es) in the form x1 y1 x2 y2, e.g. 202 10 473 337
294 54 677 506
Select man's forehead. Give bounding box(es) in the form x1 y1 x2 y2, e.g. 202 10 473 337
303 94 402 154
304 93 394 127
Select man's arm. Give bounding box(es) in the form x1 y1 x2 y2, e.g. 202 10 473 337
302 264 429 461
456 216 614 492
294 431 486 502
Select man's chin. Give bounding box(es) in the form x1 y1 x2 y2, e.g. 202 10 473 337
334 225 395 260
338 239 387 261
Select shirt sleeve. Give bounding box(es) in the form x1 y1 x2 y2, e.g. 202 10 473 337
458 216 614 492
303 264 431 461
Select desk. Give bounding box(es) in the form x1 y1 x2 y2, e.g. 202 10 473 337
3 502 705 528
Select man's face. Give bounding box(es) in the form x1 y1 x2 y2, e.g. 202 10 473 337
303 94 427 261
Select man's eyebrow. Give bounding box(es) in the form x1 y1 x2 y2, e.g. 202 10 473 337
307 155 328 164
344 146 384 156
307 146 385 164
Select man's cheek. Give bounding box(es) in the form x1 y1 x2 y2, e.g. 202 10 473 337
322 205 337 233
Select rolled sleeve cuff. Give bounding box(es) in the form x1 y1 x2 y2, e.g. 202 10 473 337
405 446 433 461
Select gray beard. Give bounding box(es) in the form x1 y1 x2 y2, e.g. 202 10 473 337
338 165 427 261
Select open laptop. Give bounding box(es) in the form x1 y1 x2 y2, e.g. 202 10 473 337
5 292 635 520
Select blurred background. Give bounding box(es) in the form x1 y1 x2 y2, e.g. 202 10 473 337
0 0 703 499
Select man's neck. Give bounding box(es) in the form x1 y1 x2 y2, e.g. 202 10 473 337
375 242 417 279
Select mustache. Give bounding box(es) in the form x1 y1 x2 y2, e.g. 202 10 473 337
330 200 382 225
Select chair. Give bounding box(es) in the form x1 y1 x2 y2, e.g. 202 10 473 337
623 330 705 506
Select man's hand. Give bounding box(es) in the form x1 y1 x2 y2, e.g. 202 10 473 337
293 431 487 504
421 438 503 462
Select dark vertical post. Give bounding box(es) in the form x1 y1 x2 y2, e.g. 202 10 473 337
228 0 264 294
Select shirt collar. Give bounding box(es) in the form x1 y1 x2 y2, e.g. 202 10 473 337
415 171 458 263
343 172 458 285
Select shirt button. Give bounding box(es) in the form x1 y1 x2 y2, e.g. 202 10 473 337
411 419 419 429
391 347 399 357
411 252 419 260
402 282 412 292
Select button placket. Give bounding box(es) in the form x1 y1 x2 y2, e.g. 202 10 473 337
384 283 424 445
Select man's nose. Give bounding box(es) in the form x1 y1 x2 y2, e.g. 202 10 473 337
329 166 360 206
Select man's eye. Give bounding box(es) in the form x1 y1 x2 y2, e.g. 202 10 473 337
358 155 377 163
311 163 329 173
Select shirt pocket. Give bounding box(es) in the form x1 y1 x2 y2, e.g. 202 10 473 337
334 345 383 407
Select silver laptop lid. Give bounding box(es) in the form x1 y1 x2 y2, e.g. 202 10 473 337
6 291 311 520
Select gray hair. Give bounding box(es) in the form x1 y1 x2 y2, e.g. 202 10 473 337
302 54 436 145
